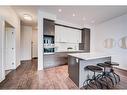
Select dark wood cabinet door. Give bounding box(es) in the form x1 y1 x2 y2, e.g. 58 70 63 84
84 29 90 52
43 19 55 36
79 43 85 50
68 56 79 87
82 28 90 43
80 28 90 52
82 30 85 43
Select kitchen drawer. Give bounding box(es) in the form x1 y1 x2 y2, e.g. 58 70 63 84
44 53 67 68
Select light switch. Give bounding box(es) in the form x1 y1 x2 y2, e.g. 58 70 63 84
76 58 79 63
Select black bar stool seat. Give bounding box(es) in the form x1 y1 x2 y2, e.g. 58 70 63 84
85 65 103 72
104 61 119 66
97 63 111 68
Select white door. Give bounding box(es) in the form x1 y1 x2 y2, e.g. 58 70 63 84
32 30 38 58
5 28 15 70
32 42 38 58
0 17 5 82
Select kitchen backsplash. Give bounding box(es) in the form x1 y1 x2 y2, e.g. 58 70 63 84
55 42 79 52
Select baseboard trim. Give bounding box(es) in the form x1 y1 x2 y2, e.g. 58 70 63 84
114 67 127 72
32 57 38 59
0 77 5 83
20 59 32 62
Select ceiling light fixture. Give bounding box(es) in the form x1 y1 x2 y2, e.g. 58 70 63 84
72 13 75 17
23 14 32 21
58 9 62 12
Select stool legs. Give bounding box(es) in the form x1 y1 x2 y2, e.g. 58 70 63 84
83 71 103 89
110 68 120 85
83 63 120 89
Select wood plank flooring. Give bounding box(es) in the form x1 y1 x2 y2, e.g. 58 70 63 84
0 59 78 89
0 59 127 89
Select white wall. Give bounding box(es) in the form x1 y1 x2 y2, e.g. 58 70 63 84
21 25 32 60
0 7 20 82
0 7 21 68
91 13 127 70
55 19 82 29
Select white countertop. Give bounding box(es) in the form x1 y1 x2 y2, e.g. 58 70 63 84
68 52 111 60
55 50 85 53
44 52 55 55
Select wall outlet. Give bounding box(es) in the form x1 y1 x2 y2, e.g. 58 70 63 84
12 62 14 65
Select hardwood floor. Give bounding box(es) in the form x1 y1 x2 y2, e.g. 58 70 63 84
0 59 78 89
0 59 127 89
113 68 127 89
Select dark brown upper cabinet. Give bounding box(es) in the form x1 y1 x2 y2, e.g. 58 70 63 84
43 18 55 36
79 28 90 52
82 28 90 44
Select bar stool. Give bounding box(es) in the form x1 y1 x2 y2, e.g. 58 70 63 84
104 61 120 84
83 65 103 89
97 63 115 88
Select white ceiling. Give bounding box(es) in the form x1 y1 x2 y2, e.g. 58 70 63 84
12 6 127 27
12 6 38 27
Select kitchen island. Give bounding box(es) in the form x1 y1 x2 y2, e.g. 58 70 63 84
68 52 111 88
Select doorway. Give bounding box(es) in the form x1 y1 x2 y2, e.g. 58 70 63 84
31 28 38 59
4 22 15 75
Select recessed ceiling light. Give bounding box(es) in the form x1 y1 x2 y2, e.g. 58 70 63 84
58 9 62 12
72 13 75 17
91 20 95 23
83 17 86 21
23 14 32 21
